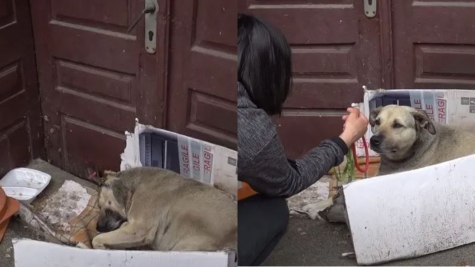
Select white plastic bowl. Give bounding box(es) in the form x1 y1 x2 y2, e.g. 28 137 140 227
0 168 51 204
2 187 39 201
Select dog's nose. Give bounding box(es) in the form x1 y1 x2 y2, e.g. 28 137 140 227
370 135 382 147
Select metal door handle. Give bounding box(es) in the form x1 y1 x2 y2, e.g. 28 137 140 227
128 0 158 54
127 6 155 33
364 0 377 18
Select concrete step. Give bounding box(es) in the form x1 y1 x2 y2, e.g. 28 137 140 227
0 159 98 267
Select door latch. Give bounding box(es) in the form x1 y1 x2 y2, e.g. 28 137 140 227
364 0 377 18
127 0 158 54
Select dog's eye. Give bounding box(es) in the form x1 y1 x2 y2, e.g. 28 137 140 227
374 119 380 126
392 122 403 128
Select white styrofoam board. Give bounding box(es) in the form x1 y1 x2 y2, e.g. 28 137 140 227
344 153 475 265
14 239 236 267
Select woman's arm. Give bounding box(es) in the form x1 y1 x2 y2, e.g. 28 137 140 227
239 130 348 198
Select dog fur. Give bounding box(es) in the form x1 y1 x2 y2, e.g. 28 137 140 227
317 104 475 223
91 167 237 252
369 104 475 175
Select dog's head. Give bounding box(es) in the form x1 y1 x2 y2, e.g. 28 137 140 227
369 105 436 161
96 173 127 233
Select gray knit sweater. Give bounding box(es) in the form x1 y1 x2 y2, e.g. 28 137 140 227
237 82 348 198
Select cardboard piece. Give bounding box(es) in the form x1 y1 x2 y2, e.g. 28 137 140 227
344 153 475 265
14 119 237 267
238 182 257 200
355 89 475 157
14 239 234 267
120 119 237 196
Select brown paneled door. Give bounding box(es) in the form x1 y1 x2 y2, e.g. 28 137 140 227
167 0 238 150
239 1 383 158
0 0 44 176
393 0 475 89
30 0 166 177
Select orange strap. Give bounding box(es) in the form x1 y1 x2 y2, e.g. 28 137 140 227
352 136 370 175
238 182 258 201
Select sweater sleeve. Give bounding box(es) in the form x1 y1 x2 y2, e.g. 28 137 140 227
238 133 348 198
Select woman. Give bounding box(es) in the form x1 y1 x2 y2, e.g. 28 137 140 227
237 13 369 266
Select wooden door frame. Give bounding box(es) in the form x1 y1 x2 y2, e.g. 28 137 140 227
0 0 45 176
125 0 171 128
379 0 394 89
151 0 170 128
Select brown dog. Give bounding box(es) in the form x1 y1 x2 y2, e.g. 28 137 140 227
91 167 237 252
319 104 475 223
369 104 475 175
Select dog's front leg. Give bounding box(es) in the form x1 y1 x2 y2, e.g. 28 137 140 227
92 223 149 250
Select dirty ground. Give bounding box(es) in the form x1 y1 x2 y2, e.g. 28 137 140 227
0 217 52 267
268 174 475 266
263 217 475 266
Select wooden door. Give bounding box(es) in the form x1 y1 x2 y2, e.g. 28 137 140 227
239 0 382 158
393 0 475 89
0 0 44 176
30 0 166 177
167 0 238 150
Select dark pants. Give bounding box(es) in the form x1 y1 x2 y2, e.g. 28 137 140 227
238 194 289 266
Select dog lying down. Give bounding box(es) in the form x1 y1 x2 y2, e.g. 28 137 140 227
316 104 475 223
80 167 237 252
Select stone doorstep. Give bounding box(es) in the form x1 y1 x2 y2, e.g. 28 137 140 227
16 159 99 245
0 159 93 267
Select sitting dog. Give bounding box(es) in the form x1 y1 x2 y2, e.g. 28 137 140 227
91 167 237 252
368 104 475 175
318 104 475 223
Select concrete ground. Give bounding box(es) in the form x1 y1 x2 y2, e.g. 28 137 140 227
3 160 475 266
0 218 48 267
1 159 97 267
263 217 475 266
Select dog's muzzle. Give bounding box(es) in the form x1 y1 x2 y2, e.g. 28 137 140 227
370 135 384 151
96 209 126 233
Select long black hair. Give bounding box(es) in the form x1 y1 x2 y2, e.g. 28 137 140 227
238 13 292 116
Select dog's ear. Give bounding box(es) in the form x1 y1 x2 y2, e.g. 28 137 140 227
87 168 106 186
412 110 436 135
369 106 382 127
102 170 120 182
111 179 128 208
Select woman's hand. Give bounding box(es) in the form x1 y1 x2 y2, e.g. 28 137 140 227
339 107 369 147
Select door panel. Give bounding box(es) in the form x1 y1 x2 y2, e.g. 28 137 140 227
393 0 475 89
167 0 237 150
30 0 164 177
0 0 44 176
239 0 382 158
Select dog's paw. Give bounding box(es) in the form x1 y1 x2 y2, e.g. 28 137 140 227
92 237 108 250
92 242 107 250
76 242 90 249
302 198 333 220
